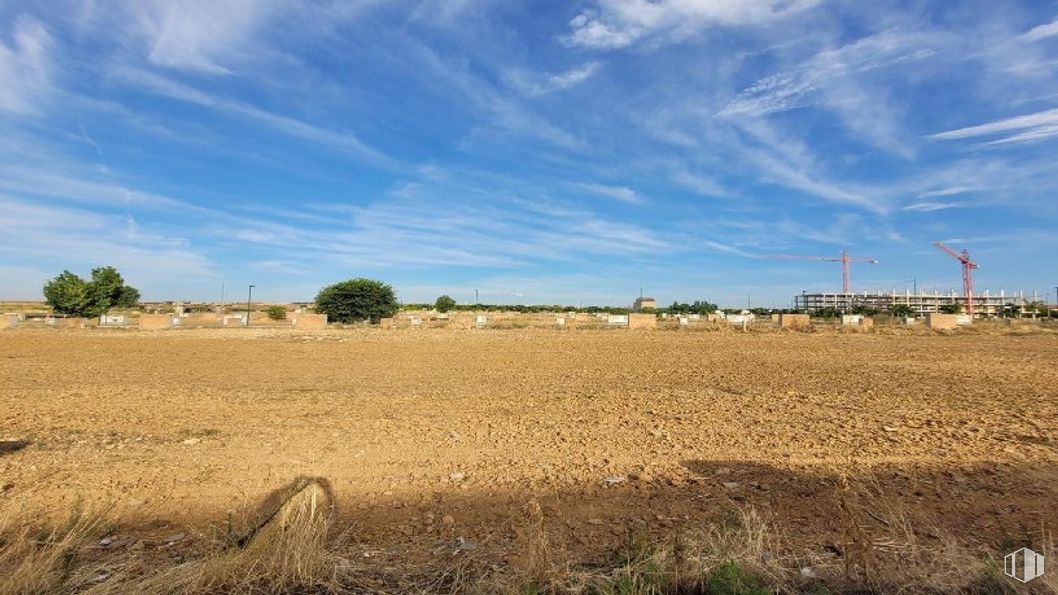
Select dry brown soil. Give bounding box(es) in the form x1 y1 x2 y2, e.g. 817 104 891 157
2 327 1057 583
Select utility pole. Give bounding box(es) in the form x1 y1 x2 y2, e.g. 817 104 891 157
220 283 225 314
475 289 479 304
246 285 255 327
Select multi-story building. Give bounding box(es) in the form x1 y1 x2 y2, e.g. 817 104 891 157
793 290 1034 317
632 296 657 312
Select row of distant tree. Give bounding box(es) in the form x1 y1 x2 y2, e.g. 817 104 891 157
42 268 1054 323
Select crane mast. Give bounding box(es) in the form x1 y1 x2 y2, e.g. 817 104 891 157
933 241 979 316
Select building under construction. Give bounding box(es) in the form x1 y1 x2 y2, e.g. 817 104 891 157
793 291 1032 316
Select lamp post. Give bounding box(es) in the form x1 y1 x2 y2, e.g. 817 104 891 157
246 285 255 327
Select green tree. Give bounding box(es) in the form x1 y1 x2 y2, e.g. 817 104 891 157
939 303 964 314
890 304 915 318
435 294 456 313
117 286 141 308
266 305 287 321
43 271 90 316
43 267 140 317
814 306 842 319
314 278 398 324
86 266 140 316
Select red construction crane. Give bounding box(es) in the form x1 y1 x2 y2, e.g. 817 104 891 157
766 249 878 293
934 241 979 316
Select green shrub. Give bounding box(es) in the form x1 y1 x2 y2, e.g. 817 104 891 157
265 305 287 321
704 561 769 595
435 295 456 313
890 304 915 318
314 278 398 324
43 266 140 317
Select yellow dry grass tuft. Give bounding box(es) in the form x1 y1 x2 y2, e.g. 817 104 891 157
0 478 344 595
0 505 113 595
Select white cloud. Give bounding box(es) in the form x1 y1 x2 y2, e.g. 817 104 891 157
113 68 400 167
1023 17 1058 42
718 30 938 156
917 186 979 198
565 0 820 49
0 18 51 113
506 62 602 96
929 107 1058 146
576 182 641 204
902 202 960 212
129 0 278 74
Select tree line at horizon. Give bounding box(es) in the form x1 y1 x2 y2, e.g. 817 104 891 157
43 269 1051 322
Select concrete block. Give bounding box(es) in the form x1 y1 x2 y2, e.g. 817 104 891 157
139 314 173 330
628 313 656 330
780 313 810 328
99 314 128 327
292 313 327 329
927 313 959 330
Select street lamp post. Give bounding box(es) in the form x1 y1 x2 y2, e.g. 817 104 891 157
246 285 255 327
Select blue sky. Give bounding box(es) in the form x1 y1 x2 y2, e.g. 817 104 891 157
1 0 1057 308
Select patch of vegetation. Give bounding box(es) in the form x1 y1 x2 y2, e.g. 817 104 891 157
703 561 770 595
314 278 398 324
813 306 843 319
42 266 140 317
435 294 456 313
665 300 719 315
265 305 287 321
890 304 915 317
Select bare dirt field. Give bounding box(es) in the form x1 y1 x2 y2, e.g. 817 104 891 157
2 327 1057 593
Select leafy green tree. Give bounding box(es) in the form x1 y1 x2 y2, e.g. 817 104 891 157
266 305 287 321
850 304 879 316
435 295 456 313
814 306 842 319
43 271 91 316
314 278 398 324
939 303 964 314
665 300 718 315
86 266 140 316
890 304 915 318
43 266 140 317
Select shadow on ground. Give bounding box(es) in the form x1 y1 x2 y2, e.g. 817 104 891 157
2 460 1055 593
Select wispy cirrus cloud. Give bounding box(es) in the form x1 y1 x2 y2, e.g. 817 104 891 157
1022 17 1058 42
575 182 641 204
506 62 602 96
929 107 1058 146
129 0 278 74
111 67 401 167
719 30 941 156
0 17 52 113
565 0 820 49
902 202 962 212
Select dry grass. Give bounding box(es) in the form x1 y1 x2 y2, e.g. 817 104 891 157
2 491 1053 594
0 478 345 595
0 505 114 595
